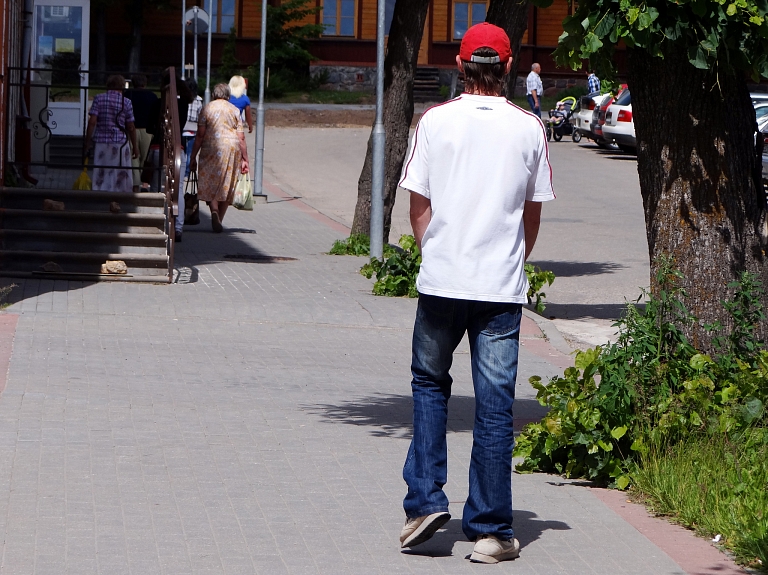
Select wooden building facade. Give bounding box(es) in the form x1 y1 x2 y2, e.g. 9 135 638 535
99 0 595 77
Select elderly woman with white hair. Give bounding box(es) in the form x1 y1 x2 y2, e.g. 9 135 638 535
188 83 249 233
228 75 253 133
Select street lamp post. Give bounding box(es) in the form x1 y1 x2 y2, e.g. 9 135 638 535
204 0 213 104
369 0 386 260
181 0 186 78
253 0 267 198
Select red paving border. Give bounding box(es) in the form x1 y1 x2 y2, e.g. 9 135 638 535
593 476 749 574
520 314 574 370
0 314 18 395
261 178 351 235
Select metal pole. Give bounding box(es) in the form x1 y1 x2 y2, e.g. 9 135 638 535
181 0 186 78
253 0 267 198
193 6 198 82
204 0 212 104
370 0 386 260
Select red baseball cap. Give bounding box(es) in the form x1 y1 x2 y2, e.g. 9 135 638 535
459 23 512 64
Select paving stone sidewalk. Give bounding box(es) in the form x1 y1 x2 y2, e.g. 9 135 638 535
0 190 724 574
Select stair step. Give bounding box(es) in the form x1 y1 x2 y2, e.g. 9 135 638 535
0 271 170 282
0 188 166 207
0 229 167 247
0 249 168 267
1 208 166 223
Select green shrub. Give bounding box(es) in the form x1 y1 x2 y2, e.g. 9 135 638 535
360 235 421 298
515 258 767 487
525 263 555 314
328 234 396 257
333 235 557 303
218 28 242 82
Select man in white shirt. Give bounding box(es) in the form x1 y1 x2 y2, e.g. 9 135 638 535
526 62 543 117
397 23 555 564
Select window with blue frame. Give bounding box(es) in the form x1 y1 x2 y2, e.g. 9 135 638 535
453 1 487 40
323 0 355 36
385 0 396 33
209 0 236 33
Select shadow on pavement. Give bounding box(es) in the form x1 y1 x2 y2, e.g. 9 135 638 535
401 512 571 558
543 302 637 321
304 393 549 438
528 260 626 277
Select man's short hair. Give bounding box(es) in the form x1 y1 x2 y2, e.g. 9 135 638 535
131 74 148 89
463 47 507 95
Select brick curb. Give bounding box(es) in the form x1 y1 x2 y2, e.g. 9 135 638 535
0 314 18 396
592 488 750 575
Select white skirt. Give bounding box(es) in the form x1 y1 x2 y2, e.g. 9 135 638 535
93 141 133 193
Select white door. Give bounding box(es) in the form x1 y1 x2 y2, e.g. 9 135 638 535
32 0 90 136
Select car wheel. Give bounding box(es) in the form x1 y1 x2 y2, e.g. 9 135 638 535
596 140 613 150
572 131 582 143
618 144 636 154
553 132 563 142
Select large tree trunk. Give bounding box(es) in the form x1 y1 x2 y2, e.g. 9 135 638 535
628 47 768 351
127 0 143 73
350 0 430 242
486 0 529 99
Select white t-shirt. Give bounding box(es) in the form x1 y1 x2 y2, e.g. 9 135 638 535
526 71 543 97
399 94 555 303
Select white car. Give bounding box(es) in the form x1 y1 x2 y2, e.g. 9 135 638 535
572 92 603 142
601 89 636 153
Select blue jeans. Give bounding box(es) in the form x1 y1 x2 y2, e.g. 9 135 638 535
184 136 196 178
403 293 521 542
527 95 541 117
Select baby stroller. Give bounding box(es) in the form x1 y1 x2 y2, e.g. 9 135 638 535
545 96 577 142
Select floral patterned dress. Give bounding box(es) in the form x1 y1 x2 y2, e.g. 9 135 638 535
196 99 244 203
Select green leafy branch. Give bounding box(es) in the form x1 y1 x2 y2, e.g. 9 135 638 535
540 0 768 81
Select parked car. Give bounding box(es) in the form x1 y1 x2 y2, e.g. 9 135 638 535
751 92 768 105
755 102 768 123
602 89 636 153
573 92 602 142
590 94 615 148
758 115 768 189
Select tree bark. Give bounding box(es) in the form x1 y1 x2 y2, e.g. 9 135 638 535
628 47 768 351
486 0 529 99
127 0 143 73
350 0 430 242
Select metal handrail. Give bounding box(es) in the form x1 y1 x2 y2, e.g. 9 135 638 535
161 67 182 280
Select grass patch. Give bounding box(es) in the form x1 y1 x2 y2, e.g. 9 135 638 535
0 284 16 310
632 432 768 571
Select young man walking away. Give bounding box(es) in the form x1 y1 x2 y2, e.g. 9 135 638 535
397 23 555 564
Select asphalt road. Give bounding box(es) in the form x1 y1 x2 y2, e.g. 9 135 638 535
262 127 650 345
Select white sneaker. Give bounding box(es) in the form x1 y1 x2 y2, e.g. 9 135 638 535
399 512 451 548
469 534 520 563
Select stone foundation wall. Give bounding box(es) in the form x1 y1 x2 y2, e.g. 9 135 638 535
309 64 376 92
311 63 587 96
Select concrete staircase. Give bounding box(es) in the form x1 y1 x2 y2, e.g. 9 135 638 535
48 136 85 167
413 67 442 103
0 188 171 282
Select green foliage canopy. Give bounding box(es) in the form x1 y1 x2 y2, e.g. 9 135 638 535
264 0 323 71
533 0 768 80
